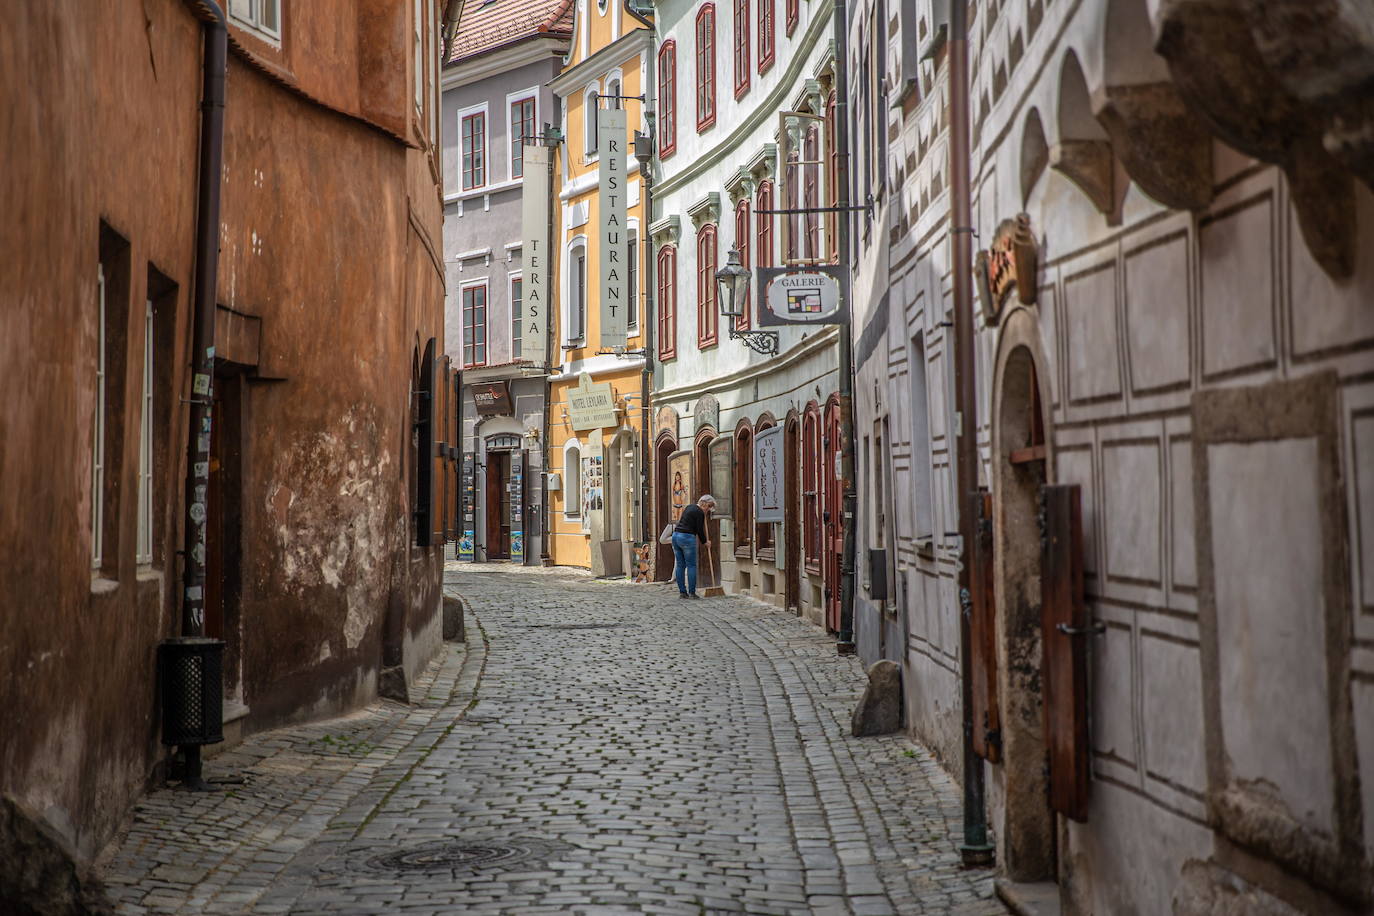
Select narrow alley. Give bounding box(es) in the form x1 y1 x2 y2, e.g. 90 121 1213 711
99 565 1003 915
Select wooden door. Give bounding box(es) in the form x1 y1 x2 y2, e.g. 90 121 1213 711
484 452 509 559
970 488 1001 762
654 436 675 580
1040 483 1090 821
694 433 720 587
784 419 801 611
823 401 844 632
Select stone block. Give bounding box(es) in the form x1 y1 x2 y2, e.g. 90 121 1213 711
0 795 113 916
851 660 903 737
443 595 465 642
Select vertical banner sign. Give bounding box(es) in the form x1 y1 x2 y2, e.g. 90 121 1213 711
598 107 628 348
521 143 550 364
754 425 785 523
511 451 526 564
459 455 476 561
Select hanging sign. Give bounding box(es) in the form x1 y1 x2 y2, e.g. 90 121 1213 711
511 451 525 563
472 381 513 417
754 425 784 523
975 212 1038 324
757 265 848 326
567 372 617 430
459 455 476 561
598 106 629 348
521 143 550 364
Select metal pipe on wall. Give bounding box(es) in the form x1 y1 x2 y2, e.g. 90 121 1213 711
834 0 857 656
949 0 994 867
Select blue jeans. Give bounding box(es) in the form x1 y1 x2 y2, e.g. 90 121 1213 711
672 531 699 595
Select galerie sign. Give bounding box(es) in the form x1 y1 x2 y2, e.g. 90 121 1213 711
520 143 550 362
566 372 617 430
754 425 784 523
598 107 629 348
757 265 848 326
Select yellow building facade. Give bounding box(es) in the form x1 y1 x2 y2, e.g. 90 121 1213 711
545 4 653 573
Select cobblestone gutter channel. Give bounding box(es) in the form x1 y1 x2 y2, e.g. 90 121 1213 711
99 565 1001 915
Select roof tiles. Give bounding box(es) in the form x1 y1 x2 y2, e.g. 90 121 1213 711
449 0 573 63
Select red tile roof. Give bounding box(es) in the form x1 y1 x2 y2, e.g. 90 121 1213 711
448 0 573 63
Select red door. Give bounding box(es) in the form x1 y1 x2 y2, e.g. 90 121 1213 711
822 399 844 632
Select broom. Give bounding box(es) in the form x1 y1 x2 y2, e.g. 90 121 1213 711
701 536 725 597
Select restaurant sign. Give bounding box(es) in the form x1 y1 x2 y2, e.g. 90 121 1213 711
472 381 513 417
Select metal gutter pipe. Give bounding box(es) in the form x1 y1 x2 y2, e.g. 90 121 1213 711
949 0 994 867
637 30 656 549
834 0 857 656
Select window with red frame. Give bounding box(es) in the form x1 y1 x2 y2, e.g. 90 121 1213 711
461 112 486 190
510 97 535 179
735 423 753 552
658 42 677 156
804 123 821 261
785 0 797 35
658 245 677 359
733 0 750 97
755 420 775 549
696 224 718 346
758 0 774 72
755 181 774 276
784 149 799 262
825 91 838 262
733 200 751 331
803 405 821 567
695 5 716 130
461 283 487 367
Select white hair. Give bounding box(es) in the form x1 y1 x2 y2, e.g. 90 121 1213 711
698 494 717 507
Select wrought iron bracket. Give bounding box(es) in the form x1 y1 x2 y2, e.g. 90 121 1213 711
728 326 780 355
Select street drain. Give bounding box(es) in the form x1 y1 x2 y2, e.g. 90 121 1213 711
365 837 571 874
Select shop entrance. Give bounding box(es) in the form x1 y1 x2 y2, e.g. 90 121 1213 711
483 433 523 562
823 396 844 632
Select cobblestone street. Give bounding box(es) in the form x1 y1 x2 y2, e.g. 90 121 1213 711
100 564 1002 915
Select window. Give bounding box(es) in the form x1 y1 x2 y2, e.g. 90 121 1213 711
462 283 487 367
607 77 622 109
696 224 718 347
627 231 639 331
803 404 821 567
564 443 582 516
658 42 677 156
510 96 536 179
570 246 587 342
230 0 280 40
910 333 934 539
461 111 486 190
786 0 797 34
826 91 838 262
803 123 820 261
735 422 753 552
758 0 775 72
511 276 524 358
414 0 423 110
733 0 750 97
92 265 107 569
755 180 774 277
784 149 799 262
657 245 677 360
585 88 599 156
734 200 751 331
695 5 716 131
136 299 154 565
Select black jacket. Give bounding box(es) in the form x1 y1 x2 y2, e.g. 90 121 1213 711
674 504 708 544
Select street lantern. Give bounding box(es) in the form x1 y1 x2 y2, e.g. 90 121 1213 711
715 247 779 355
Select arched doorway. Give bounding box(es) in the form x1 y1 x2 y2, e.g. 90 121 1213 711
654 431 677 580
991 311 1056 882
693 426 720 587
822 395 844 632
482 431 524 561
605 428 634 577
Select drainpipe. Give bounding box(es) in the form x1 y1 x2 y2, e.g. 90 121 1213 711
635 27 656 549
540 109 561 566
949 0 994 867
834 0 857 656
174 0 227 790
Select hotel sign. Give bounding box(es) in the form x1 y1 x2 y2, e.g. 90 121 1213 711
520 142 550 363
567 372 617 430
757 265 847 326
598 106 629 348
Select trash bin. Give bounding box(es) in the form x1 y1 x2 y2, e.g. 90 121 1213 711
159 637 225 746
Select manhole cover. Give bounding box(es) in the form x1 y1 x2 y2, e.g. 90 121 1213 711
364 837 571 874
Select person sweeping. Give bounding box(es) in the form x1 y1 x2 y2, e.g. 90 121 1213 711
672 494 716 599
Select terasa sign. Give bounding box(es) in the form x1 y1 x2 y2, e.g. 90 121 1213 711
756 265 847 326
520 143 550 363
598 107 628 348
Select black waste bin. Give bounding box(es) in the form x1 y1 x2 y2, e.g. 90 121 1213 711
159 637 225 746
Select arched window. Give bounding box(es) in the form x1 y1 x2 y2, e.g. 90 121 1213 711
658 41 677 156
566 238 588 344
733 0 751 97
584 87 600 156
696 224 718 347
758 0 774 72
563 440 583 517
657 244 677 360
607 77 622 109
695 4 717 131
734 199 751 331
803 402 821 568
734 420 753 553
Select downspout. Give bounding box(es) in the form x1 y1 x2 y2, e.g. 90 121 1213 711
177 0 227 787
636 15 656 549
834 0 857 655
949 0 994 867
540 100 561 566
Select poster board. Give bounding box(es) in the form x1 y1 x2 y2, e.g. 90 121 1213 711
754 425 784 523
668 449 693 521
708 437 734 517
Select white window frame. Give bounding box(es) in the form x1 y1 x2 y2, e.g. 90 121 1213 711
505 87 540 182
606 72 623 110
457 101 490 191
563 439 583 518
92 264 107 569
909 330 935 543
584 84 601 158
509 271 524 359
136 299 154 566
230 0 280 41
626 219 640 334
460 278 489 368
563 235 589 347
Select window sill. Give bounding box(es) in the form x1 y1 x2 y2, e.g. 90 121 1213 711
804 561 821 576
90 575 118 596
757 548 776 562
734 544 753 559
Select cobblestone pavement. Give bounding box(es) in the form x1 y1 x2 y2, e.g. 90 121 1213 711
100 564 1002 915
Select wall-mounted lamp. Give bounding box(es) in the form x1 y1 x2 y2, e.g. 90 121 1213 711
716 247 779 356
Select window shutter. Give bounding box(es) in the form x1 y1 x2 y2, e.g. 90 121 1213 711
415 338 437 547
1039 483 1090 822
969 488 1001 762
